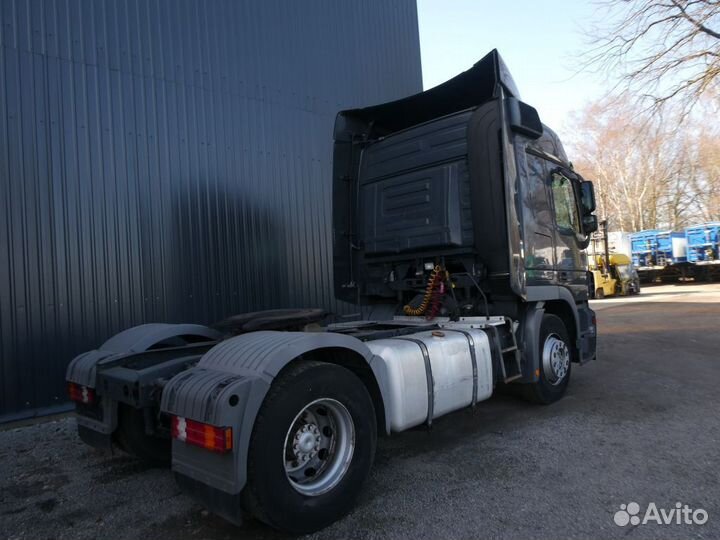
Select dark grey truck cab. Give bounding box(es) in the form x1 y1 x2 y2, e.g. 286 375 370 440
67 50 597 534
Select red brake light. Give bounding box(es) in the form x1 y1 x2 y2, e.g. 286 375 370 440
68 382 96 404
171 416 232 453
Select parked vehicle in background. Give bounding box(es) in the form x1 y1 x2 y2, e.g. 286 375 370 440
686 222 720 281
588 254 640 298
630 229 688 283
607 230 632 259
65 50 598 534
587 261 615 299
587 221 640 298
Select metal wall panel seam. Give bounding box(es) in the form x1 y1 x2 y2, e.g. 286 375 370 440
0 0 422 417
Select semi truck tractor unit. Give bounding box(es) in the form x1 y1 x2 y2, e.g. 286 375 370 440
66 50 598 533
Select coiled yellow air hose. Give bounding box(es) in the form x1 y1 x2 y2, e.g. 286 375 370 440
403 265 442 316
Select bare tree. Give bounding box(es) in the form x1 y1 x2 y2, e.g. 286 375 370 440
583 0 720 115
692 129 720 221
566 97 700 231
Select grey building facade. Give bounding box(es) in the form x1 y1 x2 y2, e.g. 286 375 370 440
0 0 422 421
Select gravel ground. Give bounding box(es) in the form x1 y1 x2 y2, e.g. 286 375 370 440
2 283 719 540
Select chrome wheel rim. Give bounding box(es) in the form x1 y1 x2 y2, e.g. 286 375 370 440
542 333 570 385
283 398 355 496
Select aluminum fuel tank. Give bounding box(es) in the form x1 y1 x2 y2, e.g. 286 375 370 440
366 328 493 432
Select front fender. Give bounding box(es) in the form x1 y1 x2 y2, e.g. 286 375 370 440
160 331 390 495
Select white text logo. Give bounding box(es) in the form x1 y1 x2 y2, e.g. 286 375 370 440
614 502 708 526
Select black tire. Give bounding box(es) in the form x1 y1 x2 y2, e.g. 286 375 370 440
521 314 572 404
114 405 170 465
595 288 605 299
243 361 377 534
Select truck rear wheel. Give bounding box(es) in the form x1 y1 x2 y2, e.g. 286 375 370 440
521 314 572 404
243 361 377 533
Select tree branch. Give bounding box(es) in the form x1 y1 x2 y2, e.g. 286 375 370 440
670 0 720 39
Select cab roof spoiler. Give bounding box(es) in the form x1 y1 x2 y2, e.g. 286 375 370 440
334 49 520 140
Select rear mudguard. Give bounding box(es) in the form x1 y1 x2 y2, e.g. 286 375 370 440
160 331 390 496
67 323 223 387
66 323 222 434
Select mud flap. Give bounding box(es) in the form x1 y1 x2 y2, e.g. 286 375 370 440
174 472 245 526
78 424 113 449
577 303 597 364
516 304 545 383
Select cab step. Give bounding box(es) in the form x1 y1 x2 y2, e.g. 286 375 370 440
488 319 523 383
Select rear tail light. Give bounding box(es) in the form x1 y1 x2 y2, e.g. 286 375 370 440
171 416 233 453
68 382 96 404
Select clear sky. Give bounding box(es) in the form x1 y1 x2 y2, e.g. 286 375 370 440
416 0 613 138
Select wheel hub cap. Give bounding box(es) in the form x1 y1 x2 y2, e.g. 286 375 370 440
295 427 319 455
283 398 356 496
542 334 570 385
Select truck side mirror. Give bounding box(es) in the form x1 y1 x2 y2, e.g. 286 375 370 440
580 181 596 214
582 214 598 234
507 97 543 139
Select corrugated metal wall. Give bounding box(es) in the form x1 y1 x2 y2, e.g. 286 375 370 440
0 0 422 421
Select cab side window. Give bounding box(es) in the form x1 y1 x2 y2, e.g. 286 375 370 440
551 172 580 233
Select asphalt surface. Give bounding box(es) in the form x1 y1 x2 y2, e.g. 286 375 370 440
2 283 719 540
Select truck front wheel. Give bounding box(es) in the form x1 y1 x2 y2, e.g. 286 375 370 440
521 314 572 404
243 361 377 533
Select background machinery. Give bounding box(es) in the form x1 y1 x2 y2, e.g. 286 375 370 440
588 221 640 298
630 229 688 283
685 222 720 281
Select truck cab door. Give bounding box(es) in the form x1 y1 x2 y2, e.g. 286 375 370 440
521 152 556 285
549 171 588 301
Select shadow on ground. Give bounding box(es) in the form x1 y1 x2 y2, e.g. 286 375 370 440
2 292 719 540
